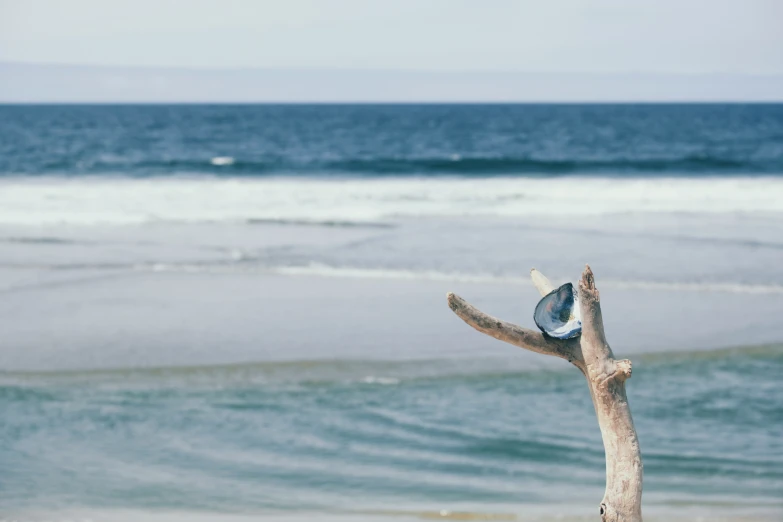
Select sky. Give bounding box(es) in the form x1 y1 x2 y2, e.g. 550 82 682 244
1 0 782 101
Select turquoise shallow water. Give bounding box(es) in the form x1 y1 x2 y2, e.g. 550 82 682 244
2 345 781 517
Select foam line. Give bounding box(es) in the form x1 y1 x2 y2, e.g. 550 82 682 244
1 176 782 225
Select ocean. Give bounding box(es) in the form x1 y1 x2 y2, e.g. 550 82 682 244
0 104 782 521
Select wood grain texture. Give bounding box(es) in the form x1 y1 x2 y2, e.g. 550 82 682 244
446 265 643 521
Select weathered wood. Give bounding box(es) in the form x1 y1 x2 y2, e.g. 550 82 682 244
446 265 643 522
530 268 555 296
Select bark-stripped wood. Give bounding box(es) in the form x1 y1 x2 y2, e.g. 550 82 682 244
446 265 643 522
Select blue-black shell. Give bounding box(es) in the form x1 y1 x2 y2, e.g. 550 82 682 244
533 282 582 339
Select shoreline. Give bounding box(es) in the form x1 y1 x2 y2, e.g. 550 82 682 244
6 505 782 522
2 269 783 372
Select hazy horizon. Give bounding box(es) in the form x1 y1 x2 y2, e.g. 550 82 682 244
3 62 783 103
2 0 782 102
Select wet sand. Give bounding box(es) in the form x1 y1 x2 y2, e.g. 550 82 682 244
2 268 782 372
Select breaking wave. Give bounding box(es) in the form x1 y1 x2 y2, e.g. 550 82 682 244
12 155 782 177
1 175 782 226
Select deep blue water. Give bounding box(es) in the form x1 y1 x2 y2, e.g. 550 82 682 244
1 104 783 176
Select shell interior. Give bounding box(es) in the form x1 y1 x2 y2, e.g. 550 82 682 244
533 282 582 339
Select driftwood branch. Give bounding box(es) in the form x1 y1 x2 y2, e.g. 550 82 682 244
447 265 643 522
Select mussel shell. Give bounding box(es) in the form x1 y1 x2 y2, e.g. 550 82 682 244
533 282 582 339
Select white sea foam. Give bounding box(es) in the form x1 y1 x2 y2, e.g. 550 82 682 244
134 261 783 295
359 376 400 385
271 263 783 294
0 176 782 226
285 264 783 294
210 156 235 166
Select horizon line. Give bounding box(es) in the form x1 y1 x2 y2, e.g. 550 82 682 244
4 62 782 103
3 60 783 78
